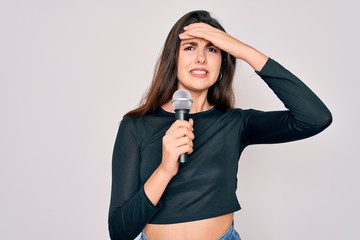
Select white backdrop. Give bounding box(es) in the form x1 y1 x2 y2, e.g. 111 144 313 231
1 0 359 239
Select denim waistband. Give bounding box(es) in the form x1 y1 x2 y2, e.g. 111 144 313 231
218 222 241 240
139 231 149 240
140 223 240 240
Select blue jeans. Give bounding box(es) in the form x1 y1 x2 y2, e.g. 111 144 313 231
140 223 241 240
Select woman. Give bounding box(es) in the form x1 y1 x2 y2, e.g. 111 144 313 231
108 10 332 240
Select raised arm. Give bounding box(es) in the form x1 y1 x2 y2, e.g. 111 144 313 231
180 23 332 144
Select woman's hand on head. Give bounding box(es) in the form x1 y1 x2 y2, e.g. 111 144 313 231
160 118 194 177
179 22 245 59
179 23 268 70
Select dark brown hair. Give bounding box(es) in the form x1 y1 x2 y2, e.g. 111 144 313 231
126 10 236 117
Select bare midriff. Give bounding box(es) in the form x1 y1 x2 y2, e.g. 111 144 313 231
144 213 234 240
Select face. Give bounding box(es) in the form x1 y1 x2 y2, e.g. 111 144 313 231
177 38 222 94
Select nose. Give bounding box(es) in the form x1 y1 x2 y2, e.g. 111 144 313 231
195 50 207 64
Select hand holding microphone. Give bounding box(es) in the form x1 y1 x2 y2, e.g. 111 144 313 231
171 89 193 163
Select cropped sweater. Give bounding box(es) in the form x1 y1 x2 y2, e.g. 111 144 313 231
108 58 332 239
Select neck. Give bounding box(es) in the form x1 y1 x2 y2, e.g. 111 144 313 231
162 90 213 114
189 97 212 113
188 89 213 113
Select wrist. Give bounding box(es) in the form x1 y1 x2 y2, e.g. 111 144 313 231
144 165 174 206
236 44 268 71
158 162 178 179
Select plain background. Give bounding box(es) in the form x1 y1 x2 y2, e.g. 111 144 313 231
1 0 359 239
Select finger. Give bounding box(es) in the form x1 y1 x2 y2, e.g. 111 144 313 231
182 23 232 44
177 143 194 155
180 24 211 39
169 127 194 141
172 133 194 155
181 25 241 58
183 22 213 31
189 118 194 130
163 125 194 148
179 29 212 40
166 126 193 139
174 135 193 148
162 137 193 157
183 23 220 35
166 120 193 134
179 29 225 50
178 32 193 40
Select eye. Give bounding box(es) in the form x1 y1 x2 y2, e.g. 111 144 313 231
207 47 218 53
184 46 195 51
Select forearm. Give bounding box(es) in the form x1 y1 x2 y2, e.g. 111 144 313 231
231 40 268 71
108 166 170 239
144 166 173 206
108 187 162 240
143 118 194 205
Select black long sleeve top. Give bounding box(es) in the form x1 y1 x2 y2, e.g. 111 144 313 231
108 58 332 240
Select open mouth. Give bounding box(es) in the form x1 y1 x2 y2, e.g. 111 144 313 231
190 69 208 76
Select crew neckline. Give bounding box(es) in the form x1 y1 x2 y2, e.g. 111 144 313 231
159 107 216 117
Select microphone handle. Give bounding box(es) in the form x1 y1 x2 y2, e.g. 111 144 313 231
175 109 189 120
175 109 190 163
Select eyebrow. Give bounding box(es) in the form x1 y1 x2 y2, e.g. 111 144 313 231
181 41 215 47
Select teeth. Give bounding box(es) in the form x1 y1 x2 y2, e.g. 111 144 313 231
192 70 207 74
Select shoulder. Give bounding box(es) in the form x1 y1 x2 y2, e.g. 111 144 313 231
119 114 149 132
116 114 151 147
120 109 172 133
225 108 255 117
206 108 257 124
222 108 264 123
121 112 156 126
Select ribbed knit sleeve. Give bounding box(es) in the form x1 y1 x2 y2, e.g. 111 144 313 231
245 58 332 145
108 116 162 240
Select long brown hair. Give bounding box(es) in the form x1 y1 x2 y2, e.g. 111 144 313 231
126 10 236 117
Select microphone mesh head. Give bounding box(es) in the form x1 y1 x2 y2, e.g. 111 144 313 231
172 89 193 110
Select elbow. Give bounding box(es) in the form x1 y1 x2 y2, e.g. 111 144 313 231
307 109 333 134
108 225 127 240
108 215 138 240
292 108 332 136
322 110 333 129
108 220 118 240
316 108 332 132
108 216 125 240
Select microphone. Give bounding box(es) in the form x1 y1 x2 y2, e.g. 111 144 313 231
171 89 193 163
